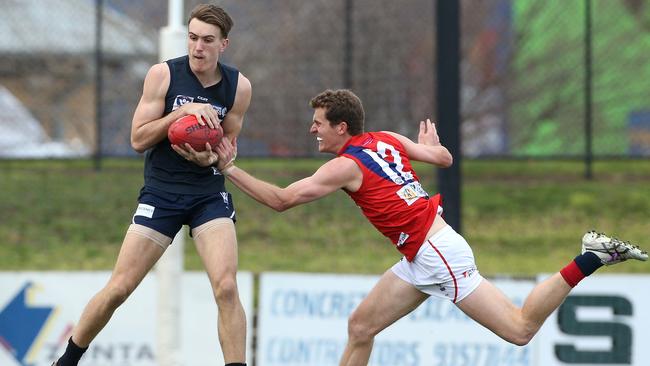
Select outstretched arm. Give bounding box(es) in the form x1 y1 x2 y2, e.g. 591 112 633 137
215 138 361 212
385 119 453 167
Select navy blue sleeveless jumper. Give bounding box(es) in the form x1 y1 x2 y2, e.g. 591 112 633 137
143 56 239 195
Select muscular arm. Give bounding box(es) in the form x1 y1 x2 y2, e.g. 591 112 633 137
130 63 184 153
221 73 252 141
385 119 453 167
131 63 241 154
220 153 361 212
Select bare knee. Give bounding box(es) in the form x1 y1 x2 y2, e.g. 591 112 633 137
102 282 134 309
502 322 536 346
212 276 239 305
486 309 537 346
508 333 534 347
347 311 376 345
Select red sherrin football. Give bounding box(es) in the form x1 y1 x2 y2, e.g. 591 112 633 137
167 115 223 151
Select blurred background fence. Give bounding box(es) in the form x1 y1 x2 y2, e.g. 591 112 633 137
1 0 649 159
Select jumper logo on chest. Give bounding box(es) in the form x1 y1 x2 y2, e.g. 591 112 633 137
173 95 228 119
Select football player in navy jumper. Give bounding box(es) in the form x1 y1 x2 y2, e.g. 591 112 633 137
53 4 250 366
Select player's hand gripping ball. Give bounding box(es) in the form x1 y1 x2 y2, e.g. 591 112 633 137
167 115 223 151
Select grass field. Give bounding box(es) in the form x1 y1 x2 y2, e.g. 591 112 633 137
1 158 649 276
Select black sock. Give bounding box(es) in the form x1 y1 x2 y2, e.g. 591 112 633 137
225 363 246 366
574 251 603 276
56 337 88 366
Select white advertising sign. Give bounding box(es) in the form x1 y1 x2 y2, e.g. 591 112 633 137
536 274 649 366
0 271 253 366
257 272 536 366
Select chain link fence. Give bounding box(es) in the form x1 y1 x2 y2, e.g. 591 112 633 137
1 0 648 159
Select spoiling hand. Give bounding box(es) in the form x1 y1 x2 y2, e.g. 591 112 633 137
418 118 441 146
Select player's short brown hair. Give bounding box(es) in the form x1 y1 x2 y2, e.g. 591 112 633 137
189 4 234 38
309 89 365 135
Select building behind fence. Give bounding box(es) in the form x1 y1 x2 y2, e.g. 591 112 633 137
1 0 649 159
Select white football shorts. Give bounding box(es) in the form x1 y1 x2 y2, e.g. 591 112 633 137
391 225 483 303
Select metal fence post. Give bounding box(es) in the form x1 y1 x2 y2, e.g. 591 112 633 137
435 0 462 233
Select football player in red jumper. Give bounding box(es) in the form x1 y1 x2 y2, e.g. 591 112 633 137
179 89 647 366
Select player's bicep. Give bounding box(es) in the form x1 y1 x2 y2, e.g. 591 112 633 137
222 73 251 139
132 64 169 130
282 159 356 207
284 176 339 206
132 96 164 131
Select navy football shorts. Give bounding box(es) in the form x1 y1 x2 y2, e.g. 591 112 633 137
132 186 236 239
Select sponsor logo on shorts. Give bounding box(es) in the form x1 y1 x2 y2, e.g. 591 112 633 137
462 267 477 278
134 204 155 218
220 192 229 206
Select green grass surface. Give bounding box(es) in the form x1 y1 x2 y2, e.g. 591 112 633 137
1 158 649 276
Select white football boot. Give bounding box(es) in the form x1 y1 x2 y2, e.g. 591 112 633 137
582 230 648 265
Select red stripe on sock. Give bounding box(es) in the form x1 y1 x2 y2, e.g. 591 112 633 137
560 261 585 288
